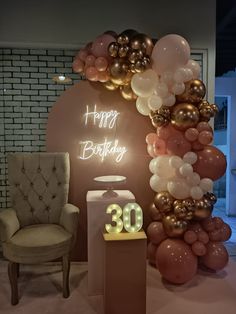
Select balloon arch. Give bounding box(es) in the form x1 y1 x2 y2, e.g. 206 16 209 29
72 29 231 284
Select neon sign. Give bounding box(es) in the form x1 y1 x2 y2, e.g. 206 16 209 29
79 105 127 163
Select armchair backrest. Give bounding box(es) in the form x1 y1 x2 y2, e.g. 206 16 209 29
8 153 70 227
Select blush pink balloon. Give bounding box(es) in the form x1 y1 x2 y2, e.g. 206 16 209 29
157 124 179 140
188 222 203 234
208 229 222 242
201 242 229 271
151 34 190 75
166 134 191 157
213 217 224 229
98 71 109 82
95 57 108 72
201 217 215 232
196 121 213 133
191 140 205 151
147 221 167 245
91 34 115 57
78 49 88 62
198 131 213 145
147 144 156 157
72 58 84 73
85 54 96 66
185 128 199 142
220 223 232 242
156 239 197 284
146 133 158 145
193 145 227 180
153 138 167 155
184 230 197 244
85 66 99 81
192 241 207 256
147 242 158 266
197 230 209 244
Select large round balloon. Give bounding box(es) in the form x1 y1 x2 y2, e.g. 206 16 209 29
147 221 167 245
171 103 200 131
151 34 190 74
193 146 227 181
200 242 229 271
156 239 198 284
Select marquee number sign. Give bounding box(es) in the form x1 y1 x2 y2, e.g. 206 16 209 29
105 203 143 234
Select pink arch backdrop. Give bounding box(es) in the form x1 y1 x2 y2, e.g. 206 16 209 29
47 29 231 284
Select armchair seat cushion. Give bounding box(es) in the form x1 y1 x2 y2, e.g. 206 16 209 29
3 224 72 264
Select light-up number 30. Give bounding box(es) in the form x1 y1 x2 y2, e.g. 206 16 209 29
105 203 143 234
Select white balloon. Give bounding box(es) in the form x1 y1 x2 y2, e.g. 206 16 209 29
136 97 150 116
186 172 201 186
179 163 193 177
173 67 193 83
150 174 168 192
131 69 158 97
186 59 201 78
154 82 169 98
162 93 176 107
169 156 184 169
190 186 204 200
149 158 157 174
199 178 213 192
171 82 185 95
167 178 190 199
155 156 176 178
183 152 198 165
161 71 174 85
148 94 163 111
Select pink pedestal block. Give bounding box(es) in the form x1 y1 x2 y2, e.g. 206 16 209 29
86 190 135 296
103 231 147 314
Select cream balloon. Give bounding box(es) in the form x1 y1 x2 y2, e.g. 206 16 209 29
169 156 184 169
183 152 198 165
154 82 169 98
186 172 201 186
199 178 213 192
174 67 193 83
131 69 158 97
136 97 150 116
149 158 158 174
162 94 176 107
179 163 193 177
190 186 204 200
150 174 168 192
167 178 190 199
171 82 185 95
148 94 163 111
186 59 201 78
154 156 176 178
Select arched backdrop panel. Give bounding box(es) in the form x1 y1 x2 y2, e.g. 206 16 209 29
46 81 154 261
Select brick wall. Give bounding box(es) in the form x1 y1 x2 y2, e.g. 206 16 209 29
1 48 80 209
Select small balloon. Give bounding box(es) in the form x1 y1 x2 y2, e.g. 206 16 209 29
200 242 229 271
147 221 168 245
176 79 206 103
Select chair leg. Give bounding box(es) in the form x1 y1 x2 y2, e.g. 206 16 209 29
62 254 70 298
16 263 20 278
8 262 19 305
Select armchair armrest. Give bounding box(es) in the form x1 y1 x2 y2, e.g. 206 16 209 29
60 203 80 245
0 209 20 242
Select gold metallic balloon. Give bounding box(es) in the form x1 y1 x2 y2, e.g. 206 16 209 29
110 58 130 85
120 84 137 101
151 115 168 128
118 45 129 58
120 29 138 41
174 204 188 220
176 79 206 103
154 191 174 213
108 42 119 58
171 103 200 131
134 60 146 73
117 34 129 45
204 192 217 205
182 198 195 212
199 103 215 121
149 202 163 221
158 106 171 120
103 80 119 91
162 215 188 237
130 33 154 56
193 199 213 220
211 104 219 114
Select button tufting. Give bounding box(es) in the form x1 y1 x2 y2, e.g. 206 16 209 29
30 207 35 213
45 206 50 211
37 167 41 173
52 194 56 199
30 182 34 187
23 196 28 200
15 183 19 187
58 182 61 186
39 196 43 200
21 168 25 173
52 167 56 172
45 182 49 187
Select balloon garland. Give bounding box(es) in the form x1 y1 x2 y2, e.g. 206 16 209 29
73 29 231 284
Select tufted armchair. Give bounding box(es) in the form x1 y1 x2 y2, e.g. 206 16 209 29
0 152 79 305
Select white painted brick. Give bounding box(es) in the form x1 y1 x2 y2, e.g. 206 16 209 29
38 56 55 61
15 141 31 146
22 78 38 84
13 83 30 89
13 72 30 78
31 84 47 90
14 118 30 124
47 50 63 56
31 73 47 78
13 95 30 101
39 67 55 73
3 55 20 61
39 90 56 96
12 61 29 67
30 96 47 101
21 55 38 61
12 49 29 54
22 90 38 95
14 130 31 135
21 67 38 72
30 61 46 67
30 49 46 55
4 78 21 83
31 107 47 112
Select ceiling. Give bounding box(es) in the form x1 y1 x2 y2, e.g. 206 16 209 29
216 0 236 76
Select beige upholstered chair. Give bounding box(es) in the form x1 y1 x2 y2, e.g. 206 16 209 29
0 152 79 305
